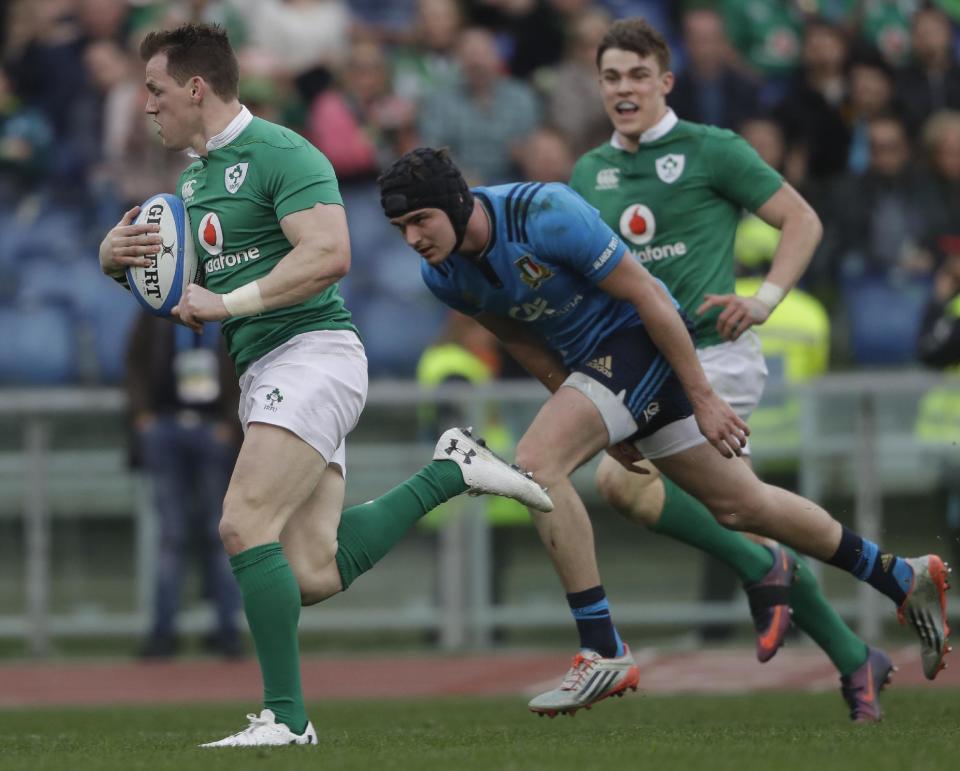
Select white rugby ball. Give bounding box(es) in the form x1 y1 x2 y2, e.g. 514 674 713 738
126 193 200 316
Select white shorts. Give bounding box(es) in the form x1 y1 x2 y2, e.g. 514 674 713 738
697 330 768 454
238 330 368 473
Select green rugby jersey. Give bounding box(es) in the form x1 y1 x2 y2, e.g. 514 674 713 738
177 107 357 374
570 114 782 349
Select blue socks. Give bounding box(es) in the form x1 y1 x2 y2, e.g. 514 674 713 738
567 585 624 658
827 526 914 605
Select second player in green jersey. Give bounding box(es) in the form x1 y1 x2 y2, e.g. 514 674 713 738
568 17 949 719
570 117 782 348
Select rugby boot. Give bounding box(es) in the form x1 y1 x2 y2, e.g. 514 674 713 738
434 427 553 512
200 709 317 747
840 647 895 723
528 645 640 717
745 544 797 663
898 555 952 680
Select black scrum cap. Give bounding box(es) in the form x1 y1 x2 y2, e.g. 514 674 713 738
378 148 474 252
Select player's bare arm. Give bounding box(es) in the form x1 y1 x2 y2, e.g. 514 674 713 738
98 205 162 277
698 183 822 341
261 202 351 307
754 183 823 289
173 203 350 330
598 257 749 458
474 312 569 393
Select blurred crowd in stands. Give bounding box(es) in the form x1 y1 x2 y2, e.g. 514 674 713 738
1 0 960 383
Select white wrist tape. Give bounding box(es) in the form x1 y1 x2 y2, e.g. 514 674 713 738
753 280 785 311
221 281 265 317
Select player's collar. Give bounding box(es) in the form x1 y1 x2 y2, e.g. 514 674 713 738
474 193 497 260
207 105 252 151
610 108 677 150
188 105 253 157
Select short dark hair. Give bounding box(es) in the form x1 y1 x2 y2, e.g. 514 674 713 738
596 18 671 73
140 23 239 100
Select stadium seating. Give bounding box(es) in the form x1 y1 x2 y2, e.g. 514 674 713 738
842 273 932 366
0 207 84 271
87 290 141 383
16 255 140 382
0 302 78 384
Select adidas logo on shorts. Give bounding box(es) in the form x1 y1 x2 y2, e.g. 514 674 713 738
586 355 613 378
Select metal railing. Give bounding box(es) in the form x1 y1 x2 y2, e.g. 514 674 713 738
0 371 955 655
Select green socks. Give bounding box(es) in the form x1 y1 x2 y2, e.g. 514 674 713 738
335 460 467 589
651 478 774 583
787 549 869 676
648 478 869 676
230 542 307 734
227 462 467 734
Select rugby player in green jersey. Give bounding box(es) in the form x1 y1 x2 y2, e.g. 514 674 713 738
98 23 552 747
568 18 948 719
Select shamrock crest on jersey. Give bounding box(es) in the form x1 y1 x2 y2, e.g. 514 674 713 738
655 154 685 184
225 162 249 194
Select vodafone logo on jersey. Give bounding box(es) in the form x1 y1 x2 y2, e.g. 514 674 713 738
198 212 224 256
617 203 688 264
619 204 656 246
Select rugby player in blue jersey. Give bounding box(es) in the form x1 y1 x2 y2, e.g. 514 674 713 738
378 148 951 717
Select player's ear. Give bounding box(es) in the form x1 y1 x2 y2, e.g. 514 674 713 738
188 76 204 102
660 69 675 96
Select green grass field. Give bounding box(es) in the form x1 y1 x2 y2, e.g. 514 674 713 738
2 689 958 771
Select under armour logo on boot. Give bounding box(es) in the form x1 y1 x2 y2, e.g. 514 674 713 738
445 439 477 464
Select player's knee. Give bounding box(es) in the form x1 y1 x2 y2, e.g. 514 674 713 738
218 508 268 555
513 439 542 477
712 509 747 530
515 438 565 488
217 516 245 554
595 461 662 526
219 486 289 553
702 483 770 532
733 484 774 531
596 463 656 522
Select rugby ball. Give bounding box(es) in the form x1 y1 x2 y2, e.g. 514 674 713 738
126 193 200 316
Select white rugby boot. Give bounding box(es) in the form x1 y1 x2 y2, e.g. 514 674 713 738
199 709 318 747
898 555 952 680
434 427 553 512
528 645 640 717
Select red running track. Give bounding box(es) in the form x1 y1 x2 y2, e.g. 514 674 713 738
0 646 955 708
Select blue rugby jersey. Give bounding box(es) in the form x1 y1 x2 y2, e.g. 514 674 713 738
421 182 680 366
